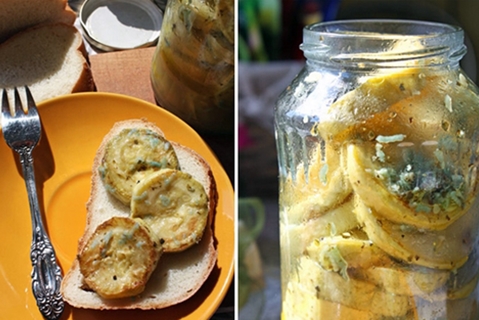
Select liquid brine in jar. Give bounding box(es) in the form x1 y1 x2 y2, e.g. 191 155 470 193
151 0 234 134
275 20 479 319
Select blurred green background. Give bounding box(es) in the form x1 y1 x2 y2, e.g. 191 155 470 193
239 0 479 82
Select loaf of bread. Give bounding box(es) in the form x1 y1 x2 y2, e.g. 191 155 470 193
61 119 218 310
0 23 95 103
0 0 75 42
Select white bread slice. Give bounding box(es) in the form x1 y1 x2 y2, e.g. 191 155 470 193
0 0 75 42
0 23 95 103
61 119 218 310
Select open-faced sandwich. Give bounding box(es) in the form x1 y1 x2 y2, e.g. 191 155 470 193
61 119 218 309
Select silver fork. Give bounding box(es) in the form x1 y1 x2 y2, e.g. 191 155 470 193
1 87 64 320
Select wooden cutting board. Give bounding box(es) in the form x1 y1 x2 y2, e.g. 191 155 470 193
89 47 157 104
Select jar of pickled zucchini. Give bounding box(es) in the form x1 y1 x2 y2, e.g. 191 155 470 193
150 0 234 134
275 20 479 319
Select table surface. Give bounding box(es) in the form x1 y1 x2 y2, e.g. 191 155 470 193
89 47 157 104
88 46 235 317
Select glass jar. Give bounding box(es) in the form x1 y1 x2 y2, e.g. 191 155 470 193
275 20 479 319
150 0 234 134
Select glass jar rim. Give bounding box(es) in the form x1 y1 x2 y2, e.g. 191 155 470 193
304 19 463 40
301 19 466 68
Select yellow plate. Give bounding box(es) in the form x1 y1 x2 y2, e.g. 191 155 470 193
0 92 235 320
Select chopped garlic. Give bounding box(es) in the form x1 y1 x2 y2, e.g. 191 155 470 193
305 71 322 83
458 73 467 86
375 143 386 162
376 134 406 143
445 95 452 113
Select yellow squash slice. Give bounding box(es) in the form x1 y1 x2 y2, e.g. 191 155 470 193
283 255 413 318
100 128 179 205
346 143 473 230
281 198 358 263
316 68 431 142
354 196 470 270
282 143 352 221
131 168 209 252
79 216 162 299
307 233 452 298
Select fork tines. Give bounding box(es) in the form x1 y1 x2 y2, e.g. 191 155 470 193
1 86 38 117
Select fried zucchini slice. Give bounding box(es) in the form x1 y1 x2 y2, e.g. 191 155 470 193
283 255 413 318
352 265 449 298
283 289 381 320
100 128 179 205
448 247 479 293
354 195 469 270
316 68 430 143
78 216 162 299
307 232 452 298
130 168 209 252
281 198 359 263
346 143 475 230
282 143 352 221
412 278 479 320
315 69 479 145
306 234 393 275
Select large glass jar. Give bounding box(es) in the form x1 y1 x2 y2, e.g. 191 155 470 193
150 0 234 134
275 20 479 319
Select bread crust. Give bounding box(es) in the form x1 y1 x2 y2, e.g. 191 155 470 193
70 25 96 93
61 119 218 310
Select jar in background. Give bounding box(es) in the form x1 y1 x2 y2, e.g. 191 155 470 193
150 0 234 134
275 20 479 319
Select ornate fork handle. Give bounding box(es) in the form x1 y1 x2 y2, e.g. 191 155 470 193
19 148 64 320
